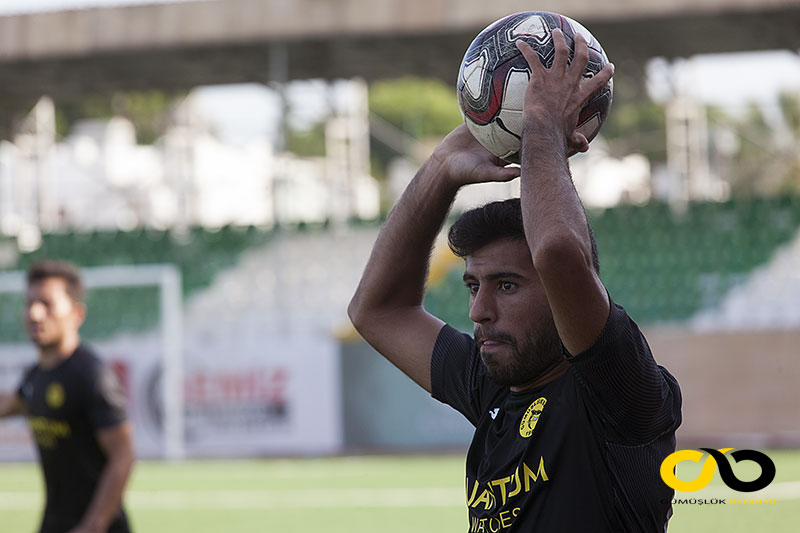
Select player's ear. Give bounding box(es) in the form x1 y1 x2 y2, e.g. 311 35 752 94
72 301 87 327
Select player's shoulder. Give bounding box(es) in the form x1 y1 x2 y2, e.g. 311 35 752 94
607 296 635 327
72 344 103 365
67 344 112 380
20 361 39 379
593 296 645 348
434 324 477 357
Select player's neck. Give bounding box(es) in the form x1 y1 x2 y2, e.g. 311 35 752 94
38 335 80 370
510 358 569 393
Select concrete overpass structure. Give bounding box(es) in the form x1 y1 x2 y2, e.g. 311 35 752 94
1 0 799 134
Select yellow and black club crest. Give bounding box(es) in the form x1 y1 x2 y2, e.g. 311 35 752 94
45 382 65 409
519 397 547 438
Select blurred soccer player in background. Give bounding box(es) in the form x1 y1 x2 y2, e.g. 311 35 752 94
0 260 135 533
349 31 682 531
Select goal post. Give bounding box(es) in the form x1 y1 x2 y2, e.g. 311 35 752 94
0 264 184 461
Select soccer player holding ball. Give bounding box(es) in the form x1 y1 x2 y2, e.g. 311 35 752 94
349 26 682 532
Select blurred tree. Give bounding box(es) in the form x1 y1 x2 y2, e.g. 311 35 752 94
55 90 181 144
368 77 463 181
367 73 670 174
369 77 463 139
772 91 800 192
709 93 800 196
600 73 667 162
285 121 326 157
733 103 774 194
780 92 800 135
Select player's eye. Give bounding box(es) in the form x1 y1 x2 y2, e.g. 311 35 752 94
465 283 479 295
500 281 517 292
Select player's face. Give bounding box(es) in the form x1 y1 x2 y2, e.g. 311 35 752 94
464 238 562 388
24 278 85 349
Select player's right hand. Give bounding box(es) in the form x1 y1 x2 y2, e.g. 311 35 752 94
516 30 613 158
429 124 520 187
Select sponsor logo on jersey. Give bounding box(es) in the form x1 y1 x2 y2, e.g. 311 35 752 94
519 397 546 438
489 408 500 419
45 382 65 409
466 457 550 531
29 416 71 448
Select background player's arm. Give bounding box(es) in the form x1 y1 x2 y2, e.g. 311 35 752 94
69 421 135 533
348 125 519 392
516 32 615 356
0 392 24 418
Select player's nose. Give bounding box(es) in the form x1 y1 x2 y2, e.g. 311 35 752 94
469 287 496 324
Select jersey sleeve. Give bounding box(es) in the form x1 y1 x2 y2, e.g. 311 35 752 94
85 363 128 430
566 297 682 445
430 324 486 426
14 364 39 406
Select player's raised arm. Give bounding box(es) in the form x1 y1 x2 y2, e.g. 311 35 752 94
516 30 615 355
348 125 519 392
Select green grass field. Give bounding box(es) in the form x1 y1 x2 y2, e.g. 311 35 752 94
2 451 798 532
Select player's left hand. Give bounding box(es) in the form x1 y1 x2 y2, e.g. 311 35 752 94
430 124 520 187
515 28 613 155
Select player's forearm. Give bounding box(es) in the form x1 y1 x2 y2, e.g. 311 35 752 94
0 393 24 418
519 122 594 273
77 449 135 532
349 157 459 323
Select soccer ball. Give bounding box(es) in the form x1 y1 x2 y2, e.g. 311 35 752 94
457 11 613 163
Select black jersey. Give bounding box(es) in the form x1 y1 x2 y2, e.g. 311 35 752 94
16 344 131 533
431 298 682 533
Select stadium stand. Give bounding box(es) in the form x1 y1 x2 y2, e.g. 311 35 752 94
426 195 800 330
2 195 800 342
0 224 275 342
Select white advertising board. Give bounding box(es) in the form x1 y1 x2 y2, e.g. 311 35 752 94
0 330 342 460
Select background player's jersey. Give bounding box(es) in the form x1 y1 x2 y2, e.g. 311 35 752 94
17 344 131 533
431 299 682 532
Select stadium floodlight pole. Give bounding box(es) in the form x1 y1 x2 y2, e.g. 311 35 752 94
0 263 185 461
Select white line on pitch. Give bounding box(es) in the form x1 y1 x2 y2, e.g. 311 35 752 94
0 487 465 510
3 481 800 511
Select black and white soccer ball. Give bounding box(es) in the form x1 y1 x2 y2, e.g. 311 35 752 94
457 11 613 163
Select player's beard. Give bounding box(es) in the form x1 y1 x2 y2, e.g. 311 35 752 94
474 321 562 388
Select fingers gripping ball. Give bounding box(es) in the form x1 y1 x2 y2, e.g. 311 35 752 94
457 11 613 163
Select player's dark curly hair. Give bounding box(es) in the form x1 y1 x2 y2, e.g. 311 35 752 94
27 260 85 303
447 198 600 274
